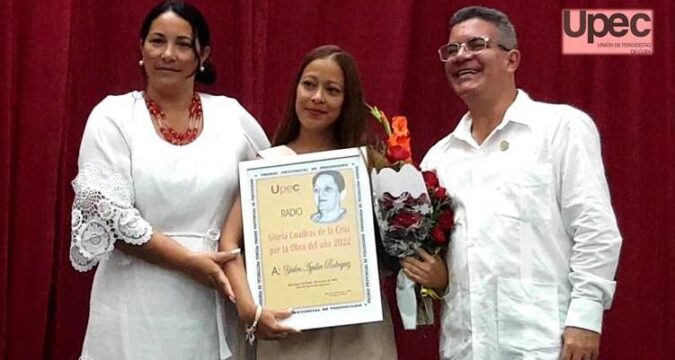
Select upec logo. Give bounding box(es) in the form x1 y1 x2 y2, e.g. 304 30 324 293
562 9 653 55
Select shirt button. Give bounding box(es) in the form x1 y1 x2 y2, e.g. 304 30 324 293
205 228 221 243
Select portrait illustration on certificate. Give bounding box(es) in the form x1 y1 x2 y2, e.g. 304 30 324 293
310 170 347 224
239 148 382 330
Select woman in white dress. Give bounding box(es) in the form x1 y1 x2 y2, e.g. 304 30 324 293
69 1 269 359
219 45 398 360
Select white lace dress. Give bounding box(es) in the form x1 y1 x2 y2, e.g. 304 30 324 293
70 91 269 360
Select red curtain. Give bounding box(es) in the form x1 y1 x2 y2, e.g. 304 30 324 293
2 0 673 359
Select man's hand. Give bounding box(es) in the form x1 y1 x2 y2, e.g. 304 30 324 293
560 326 600 360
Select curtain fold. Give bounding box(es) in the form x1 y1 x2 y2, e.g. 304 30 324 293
1 1 673 359
0 0 17 356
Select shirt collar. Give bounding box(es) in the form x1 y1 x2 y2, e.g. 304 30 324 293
497 89 536 129
446 89 535 147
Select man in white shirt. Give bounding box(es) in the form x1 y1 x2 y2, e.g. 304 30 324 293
401 6 622 360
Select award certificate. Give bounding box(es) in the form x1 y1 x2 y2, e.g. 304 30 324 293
239 147 382 330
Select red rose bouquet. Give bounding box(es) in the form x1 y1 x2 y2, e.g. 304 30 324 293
374 169 454 258
367 105 455 329
368 105 454 256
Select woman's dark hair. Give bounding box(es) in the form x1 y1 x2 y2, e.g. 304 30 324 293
140 0 216 85
312 170 346 192
272 45 368 148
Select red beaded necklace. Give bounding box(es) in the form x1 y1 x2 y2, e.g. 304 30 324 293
143 92 203 146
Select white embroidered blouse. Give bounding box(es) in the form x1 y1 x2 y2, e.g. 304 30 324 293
70 91 269 360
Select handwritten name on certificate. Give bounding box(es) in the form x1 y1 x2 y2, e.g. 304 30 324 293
239 148 383 330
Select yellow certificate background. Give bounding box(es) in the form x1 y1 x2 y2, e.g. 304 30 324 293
256 169 364 309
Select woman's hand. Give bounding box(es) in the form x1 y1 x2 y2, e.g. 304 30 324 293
255 308 301 340
399 248 449 291
182 250 240 301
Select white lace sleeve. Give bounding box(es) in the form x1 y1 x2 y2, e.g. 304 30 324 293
70 164 153 271
70 95 152 272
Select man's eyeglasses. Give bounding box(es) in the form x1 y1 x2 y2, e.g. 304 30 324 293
437 36 511 62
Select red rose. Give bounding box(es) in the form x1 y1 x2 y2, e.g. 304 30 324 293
431 225 447 245
386 145 411 163
422 171 439 188
438 210 454 231
390 212 419 228
434 186 447 199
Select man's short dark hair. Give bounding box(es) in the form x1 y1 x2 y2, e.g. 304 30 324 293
449 6 518 49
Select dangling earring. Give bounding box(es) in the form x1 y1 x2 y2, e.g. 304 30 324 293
199 65 205 72
139 60 144 66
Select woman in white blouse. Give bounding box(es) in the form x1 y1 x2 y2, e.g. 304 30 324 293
69 1 269 359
